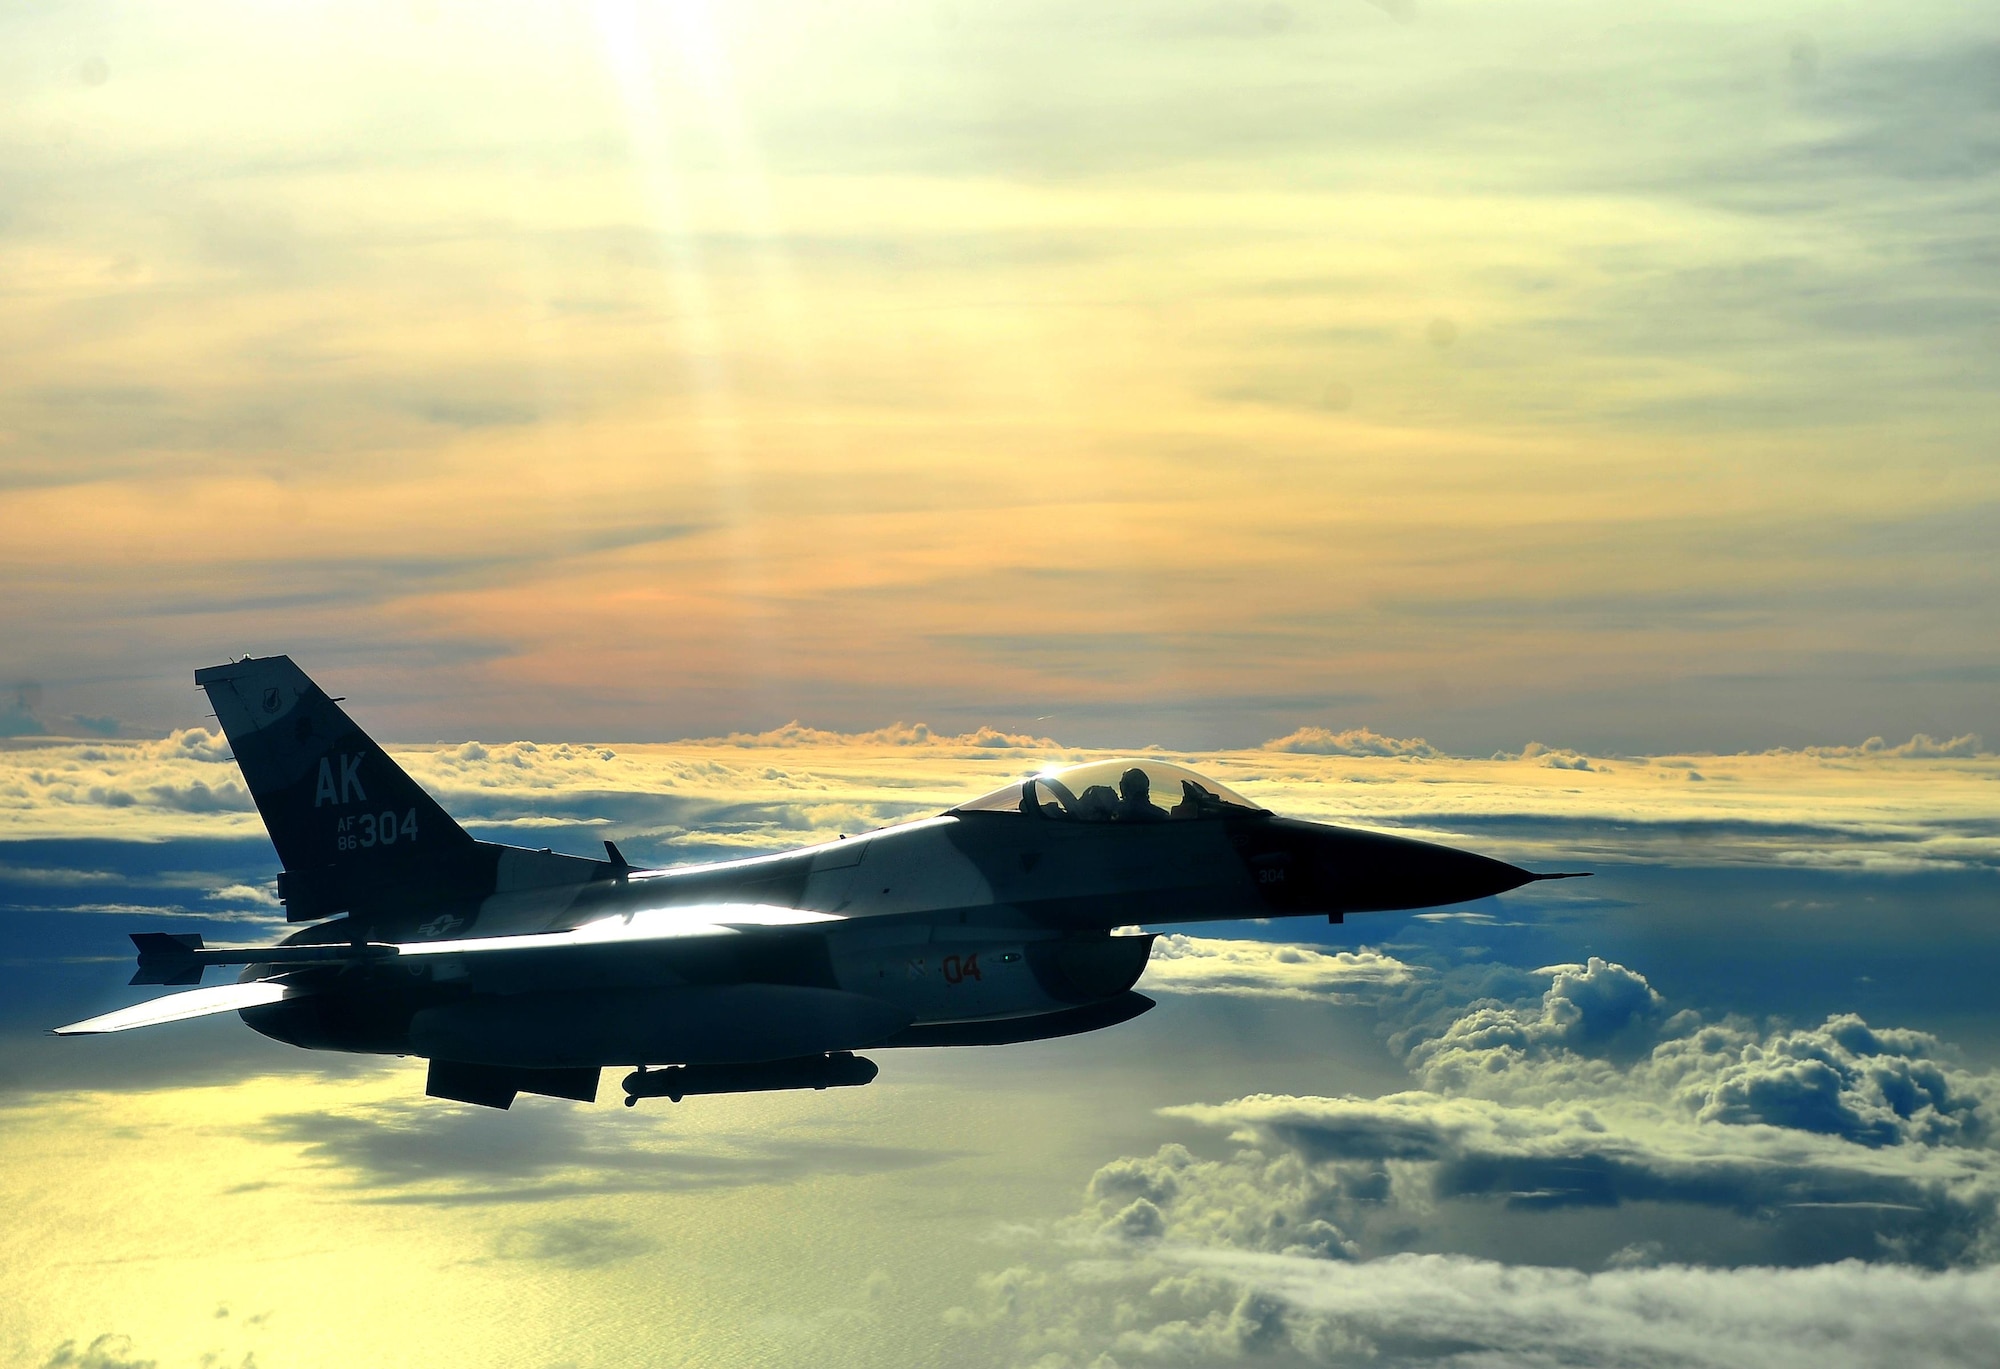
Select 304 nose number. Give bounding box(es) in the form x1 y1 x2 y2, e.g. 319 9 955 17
335 808 419 851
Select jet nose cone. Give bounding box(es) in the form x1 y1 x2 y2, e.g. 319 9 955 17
1275 819 1538 914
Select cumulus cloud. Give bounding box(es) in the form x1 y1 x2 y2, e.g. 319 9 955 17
1222 967 2000 1264
955 1236 2000 1368
418 739 626 792
956 955 2000 1366
0 731 259 838
1400 961 1992 1154
1166 1250 2000 1369
1165 1087 1999 1262
1410 955 1674 1078
163 727 234 764
1498 741 1605 771
1263 727 1440 758
1687 1015 1987 1149
1079 1141 1363 1257
1142 936 1416 1001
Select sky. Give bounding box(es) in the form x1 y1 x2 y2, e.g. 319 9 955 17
4 1 2000 1366
3 0 1997 751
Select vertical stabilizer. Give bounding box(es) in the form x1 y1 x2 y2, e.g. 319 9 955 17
195 656 477 923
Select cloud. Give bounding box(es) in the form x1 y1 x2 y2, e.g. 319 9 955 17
1410 955 1673 1077
0 862 125 887
419 740 634 792
0 729 252 826
1689 1015 1987 1149
1142 936 1416 1001
164 728 235 764
1401 961 1992 1151
41 1335 155 1369
955 952 2000 1366
1079 1140 1365 1257
1262 727 1440 758
1166 1250 2000 1369
1166 1088 2000 1261
139 778 251 813
255 1097 949 1203
1175 959 2000 1265
6 732 1998 881
954 1240 2000 1368
489 1217 656 1269
1786 734 1989 759
0 691 48 738
1494 741 1603 771
691 721 1062 751
205 882 280 908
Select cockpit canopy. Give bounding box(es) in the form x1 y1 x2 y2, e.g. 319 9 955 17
952 760 1266 823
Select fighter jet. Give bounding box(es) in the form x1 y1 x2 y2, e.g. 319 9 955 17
55 656 1579 1109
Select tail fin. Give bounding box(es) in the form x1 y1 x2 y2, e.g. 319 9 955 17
196 655 478 923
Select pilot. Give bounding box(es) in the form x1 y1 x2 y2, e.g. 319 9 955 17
1075 783 1121 821
1117 767 1168 822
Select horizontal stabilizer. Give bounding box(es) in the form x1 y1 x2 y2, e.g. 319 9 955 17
53 981 294 1035
132 931 204 955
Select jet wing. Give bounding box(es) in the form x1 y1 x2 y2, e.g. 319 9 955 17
62 904 844 1034
119 904 846 987
53 980 296 1035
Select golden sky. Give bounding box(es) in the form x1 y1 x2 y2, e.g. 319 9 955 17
6 7 2000 1364
3 0 1996 751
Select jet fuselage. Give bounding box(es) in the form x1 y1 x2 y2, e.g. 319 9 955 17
60 657 1568 1110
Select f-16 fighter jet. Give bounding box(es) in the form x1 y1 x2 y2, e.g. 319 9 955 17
56 657 1579 1109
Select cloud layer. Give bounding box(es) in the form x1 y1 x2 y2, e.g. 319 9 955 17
6 732 1998 877
1142 936 1415 1002
957 952 2000 1363
955 1246 2000 1369
1262 728 1440 758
